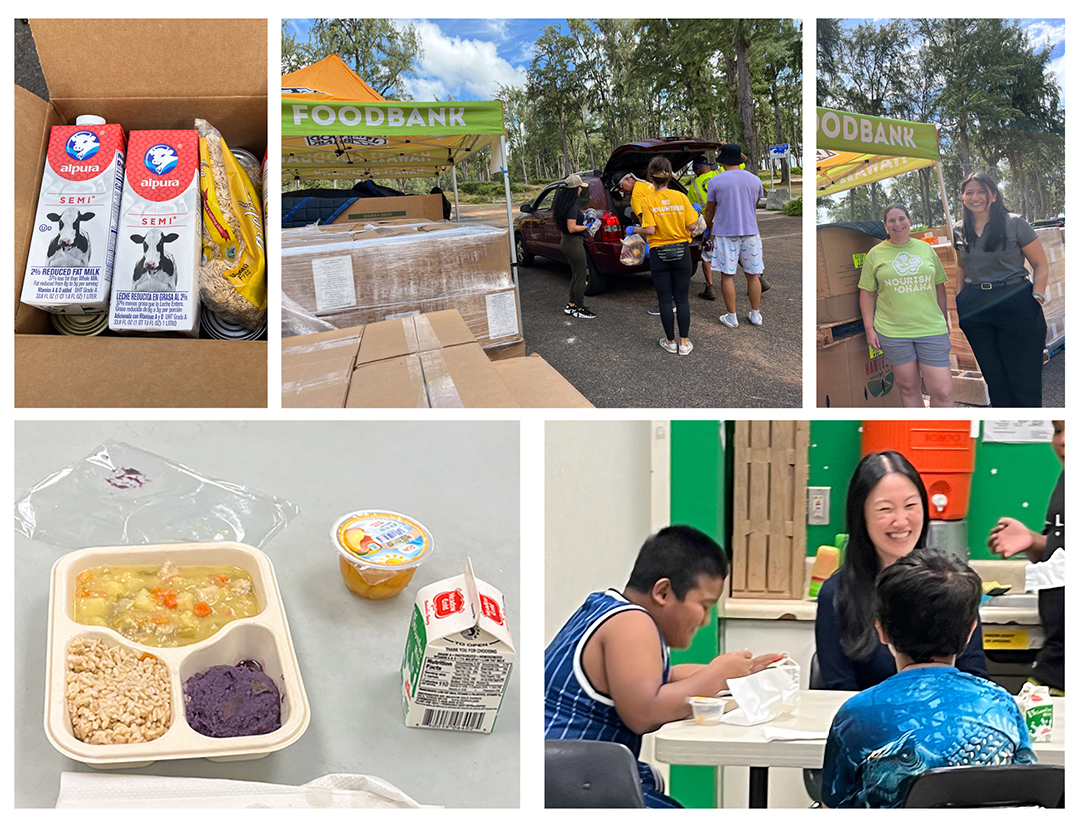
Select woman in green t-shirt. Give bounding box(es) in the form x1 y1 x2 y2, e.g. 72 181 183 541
859 204 953 408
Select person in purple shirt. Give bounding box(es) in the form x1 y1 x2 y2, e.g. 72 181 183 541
700 144 767 329
815 450 987 691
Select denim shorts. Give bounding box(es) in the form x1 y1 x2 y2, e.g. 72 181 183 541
875 332 952 368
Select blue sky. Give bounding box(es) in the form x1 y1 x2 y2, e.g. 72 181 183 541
839 18 1065 107
287 19 566 100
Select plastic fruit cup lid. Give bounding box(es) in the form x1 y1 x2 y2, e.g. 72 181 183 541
331 510 433 570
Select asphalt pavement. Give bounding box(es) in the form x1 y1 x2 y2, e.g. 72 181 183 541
466 204 803 408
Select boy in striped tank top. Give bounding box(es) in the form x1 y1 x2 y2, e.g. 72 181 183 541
545 525 783 807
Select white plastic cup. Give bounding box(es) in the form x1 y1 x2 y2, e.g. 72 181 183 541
687 696 727 725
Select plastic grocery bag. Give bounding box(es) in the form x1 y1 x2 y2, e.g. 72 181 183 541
721 657 801 726
620 229 645 266
15 441 297 550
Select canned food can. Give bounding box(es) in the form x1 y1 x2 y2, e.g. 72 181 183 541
200 304 267 340
230 147 262 193
51 312 109 337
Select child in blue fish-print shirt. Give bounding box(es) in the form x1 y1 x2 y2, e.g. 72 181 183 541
821 548 1035 808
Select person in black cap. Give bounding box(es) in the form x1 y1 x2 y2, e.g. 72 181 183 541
701 144 767 328
553 174 596 319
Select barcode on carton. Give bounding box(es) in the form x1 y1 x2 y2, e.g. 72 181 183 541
420 708 488 732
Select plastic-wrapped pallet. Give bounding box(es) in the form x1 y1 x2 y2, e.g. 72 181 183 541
281 224 512 314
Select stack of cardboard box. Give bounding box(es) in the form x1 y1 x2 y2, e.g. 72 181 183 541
815 224 901 408
281 220 524 359
1034 227 1066 354
283 309 592 409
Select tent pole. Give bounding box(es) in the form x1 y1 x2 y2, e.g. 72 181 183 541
495 134 523 340
451 166 461 223
934 159 955 242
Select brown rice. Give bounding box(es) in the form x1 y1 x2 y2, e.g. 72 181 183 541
65 636 172 745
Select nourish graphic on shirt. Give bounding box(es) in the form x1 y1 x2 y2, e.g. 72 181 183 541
883 251 932 293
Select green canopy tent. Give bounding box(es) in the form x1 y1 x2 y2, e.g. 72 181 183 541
816 107 954 232
281 75 522 334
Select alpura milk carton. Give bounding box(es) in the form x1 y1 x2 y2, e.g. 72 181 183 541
109 130 201 336
401 558 514 733
22 117 126 314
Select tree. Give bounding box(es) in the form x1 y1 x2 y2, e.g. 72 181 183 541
294 19 424 99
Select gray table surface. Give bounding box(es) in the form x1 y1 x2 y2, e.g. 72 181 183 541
14 421 520 808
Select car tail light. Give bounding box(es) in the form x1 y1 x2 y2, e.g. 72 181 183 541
600 211 622 239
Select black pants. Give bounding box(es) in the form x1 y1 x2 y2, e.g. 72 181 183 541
650 244 691 340
560 232 587 307
957 281 1046 407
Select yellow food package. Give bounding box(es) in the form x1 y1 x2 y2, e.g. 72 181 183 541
196 118 266 329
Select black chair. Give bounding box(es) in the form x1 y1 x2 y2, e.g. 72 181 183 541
904 764 1064 808
802 652 826 804
545 739 645 808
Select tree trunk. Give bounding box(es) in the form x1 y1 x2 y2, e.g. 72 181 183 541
578 107 596 170
734 27 757 166
559 109 572 176
958 119 971 177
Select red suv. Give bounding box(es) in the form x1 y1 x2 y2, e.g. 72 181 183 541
514 138 720 295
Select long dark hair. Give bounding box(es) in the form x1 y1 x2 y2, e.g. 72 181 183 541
960 172 1009 253
834 450 930 661
552 184 580 232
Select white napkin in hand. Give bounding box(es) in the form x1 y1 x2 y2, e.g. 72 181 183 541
56 772 427 808
722 659 801 726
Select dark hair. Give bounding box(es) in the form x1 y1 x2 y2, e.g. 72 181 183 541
882 203 910 241
834 451 930 660
960 172 1009 253
876 548 981 662
552 184 580 233
646 156 673 187
626 525 730 599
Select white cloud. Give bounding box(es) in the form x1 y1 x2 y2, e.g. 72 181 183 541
411 20 527 100
1025 20 1065 52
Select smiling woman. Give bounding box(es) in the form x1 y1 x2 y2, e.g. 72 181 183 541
814 450 988 692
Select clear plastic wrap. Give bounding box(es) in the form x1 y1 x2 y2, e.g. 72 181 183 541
282 291 340 337
280 223 512 315
15 441 297 549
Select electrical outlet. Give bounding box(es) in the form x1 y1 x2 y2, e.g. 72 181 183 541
807 486 831 525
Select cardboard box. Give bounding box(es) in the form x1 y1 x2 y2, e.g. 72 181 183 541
401 559 514 733
816 225 883 324
816 333 902 408
281 326 363 408
951 370 991 406
492 354 594 408
348 343 517 408
281 224 512 316
304 286 523 352
15 19 267 407
355 310 475 367
331 194 445 224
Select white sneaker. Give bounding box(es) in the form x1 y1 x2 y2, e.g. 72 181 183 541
659 337 678 354
719 313 738 328
748 310 763 326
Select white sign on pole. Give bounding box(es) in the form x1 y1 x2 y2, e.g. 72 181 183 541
769 144 791 199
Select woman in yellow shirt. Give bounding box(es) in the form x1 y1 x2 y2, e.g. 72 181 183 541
634 157 701 355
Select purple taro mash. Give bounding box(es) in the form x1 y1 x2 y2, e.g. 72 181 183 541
183 661 281 738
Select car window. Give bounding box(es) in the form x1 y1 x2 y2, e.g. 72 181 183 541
533 186 559 213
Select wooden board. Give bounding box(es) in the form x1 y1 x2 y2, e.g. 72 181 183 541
731 421 809 599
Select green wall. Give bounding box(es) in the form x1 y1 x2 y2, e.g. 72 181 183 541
806 422 1060 558
668 420 725 808
666 420 1060 808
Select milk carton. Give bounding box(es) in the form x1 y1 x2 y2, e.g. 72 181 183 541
401 558 514 733
109 130 201 336
22 118 126 313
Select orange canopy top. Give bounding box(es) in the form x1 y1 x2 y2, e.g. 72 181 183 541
281 54 387 102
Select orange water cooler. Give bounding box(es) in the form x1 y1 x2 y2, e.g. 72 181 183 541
861 421 976 560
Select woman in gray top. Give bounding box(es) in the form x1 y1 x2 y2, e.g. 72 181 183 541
952 172 1049 407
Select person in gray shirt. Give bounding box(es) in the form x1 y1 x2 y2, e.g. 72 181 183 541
952 172 1050 407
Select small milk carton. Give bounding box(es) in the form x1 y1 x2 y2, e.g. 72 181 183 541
402 558 514 733
1016 682 1054 742
23 118 126 313
109 130 201 336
